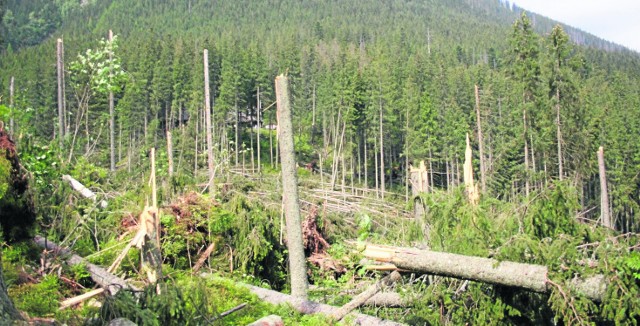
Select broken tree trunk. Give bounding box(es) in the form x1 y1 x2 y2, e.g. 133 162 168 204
62 175 108 208
275 74 308 299
34 236 138 295
330 271 401 321
464 133 479 206
358 243 606 301
410 161 429 219
598 146 612 229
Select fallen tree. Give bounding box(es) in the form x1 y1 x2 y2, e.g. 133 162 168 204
62 174 108 208
358 242 607 301
34 235 138 295
204 274 405 325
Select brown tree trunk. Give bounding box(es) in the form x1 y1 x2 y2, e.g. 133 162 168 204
275 75 308 299
379 98 385 199
523 109 530 197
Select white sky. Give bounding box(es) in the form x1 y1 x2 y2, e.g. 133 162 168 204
513 0 640 52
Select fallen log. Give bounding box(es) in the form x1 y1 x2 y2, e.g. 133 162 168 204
364 292 406 308
203 275 405 325
357 243 606 301
62 175 108 208
34 236 138 295
331 271 401 321
192 242 216 272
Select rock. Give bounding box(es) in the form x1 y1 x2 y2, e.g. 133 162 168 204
108 318 137 326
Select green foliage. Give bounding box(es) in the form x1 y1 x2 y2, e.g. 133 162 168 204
626 252 640 280
524 181 580 239
9 274 61 317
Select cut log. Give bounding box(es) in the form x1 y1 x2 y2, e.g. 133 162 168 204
357 243 606 301
331 271 401 321
365 292 406 307
62 175 108 208
34 236 138 295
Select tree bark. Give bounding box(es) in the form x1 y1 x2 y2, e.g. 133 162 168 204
474 85 486 192
57 38 65 149
598 147 612 229
275 75 308 299
203 49 215 192
379 97 385 199
257 87 261 174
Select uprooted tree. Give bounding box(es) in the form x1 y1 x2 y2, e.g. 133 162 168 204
0 122 36 322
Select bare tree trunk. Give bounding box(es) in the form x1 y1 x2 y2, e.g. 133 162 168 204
523 109 530 197
556 88 564 181
9 77 14 133
57 39 65 149
275 75 308 299
474 85 486 193
108 30 116 171
379 98 385 199
203 49 214 192
235 101 239 166
167 130 174 177
598 147 612 229
464 133 479 206
374 136 379 198
405 105 409 202
257 87 261 174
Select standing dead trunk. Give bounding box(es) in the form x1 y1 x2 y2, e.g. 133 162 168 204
203 49 215 192
142 149 162 283
257 87 261 174
379 98 385 199
598 147 612 229
108 30 116 172
167 130 174 177
474 85 486 193
275 75 308 299
9 77 14 133
464 133 479 206
556 88 564 181
57 39 65 149
523 109 530 197
410 161 429 219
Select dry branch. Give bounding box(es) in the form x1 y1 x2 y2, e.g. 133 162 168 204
330 271 401 321
193 242 216 272
242 282 405 325
34 236 138 295
62 175 108 208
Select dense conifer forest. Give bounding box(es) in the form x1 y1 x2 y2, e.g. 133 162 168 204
0 0 639 325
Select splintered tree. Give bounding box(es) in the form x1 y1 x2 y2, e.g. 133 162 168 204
275 74 308 299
